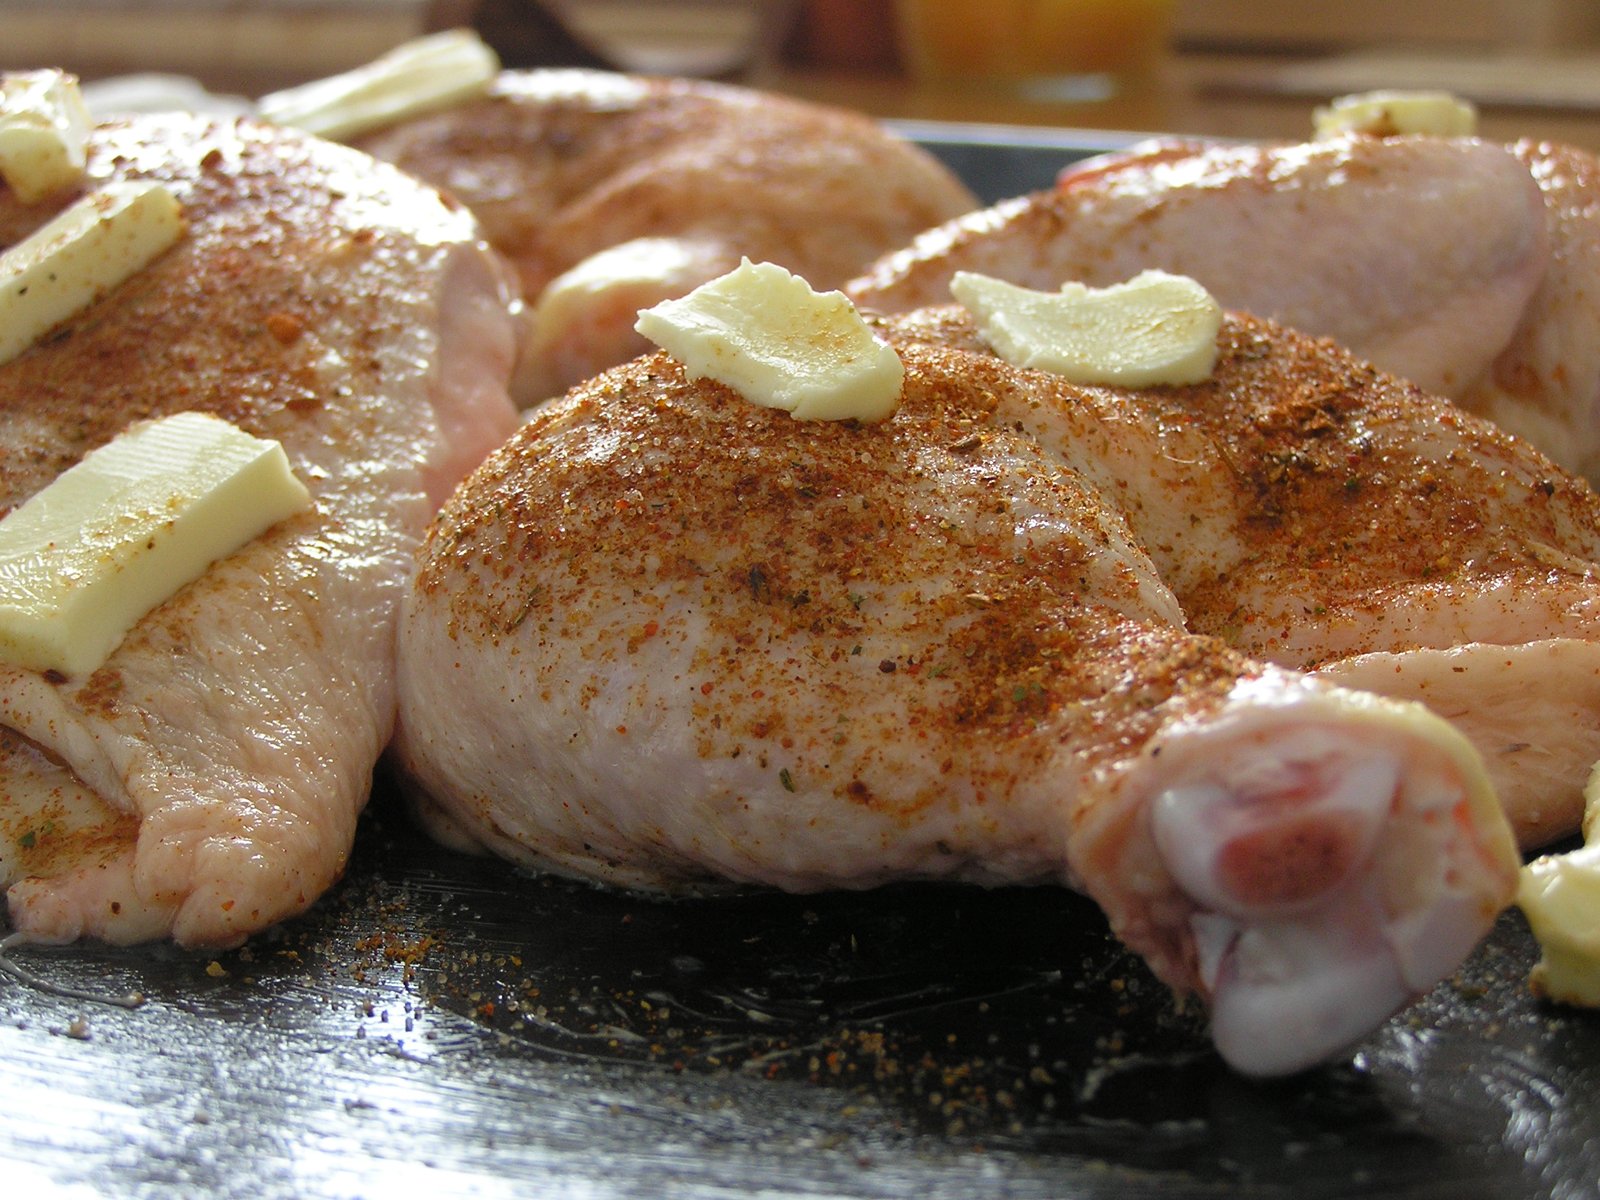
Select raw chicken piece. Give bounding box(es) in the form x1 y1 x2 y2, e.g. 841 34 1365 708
393 314 1520 1076
351 68 977 403
887 306 1600 850
852 131 1600 484
1458 141 1600 480
850 133 1600 483
1320 643 1600 849
848 134 1550 401
0 113 520 947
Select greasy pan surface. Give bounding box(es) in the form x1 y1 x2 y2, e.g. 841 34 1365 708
3 129 1598 1200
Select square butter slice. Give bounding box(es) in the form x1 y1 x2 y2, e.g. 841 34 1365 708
0 411 311 678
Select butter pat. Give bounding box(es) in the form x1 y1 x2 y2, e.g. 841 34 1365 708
635 259 904 422
1313 90 1478 140
258 29 499 142
0 70 90 204
0 412 312 677
0 181 184 369
1520 767 1600 1006
952 270 1221 387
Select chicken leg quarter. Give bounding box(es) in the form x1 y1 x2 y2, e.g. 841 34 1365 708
393 313 1519 1076
0 113 520 947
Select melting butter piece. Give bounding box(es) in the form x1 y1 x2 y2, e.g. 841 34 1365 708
0 70 90 204
0 412 312 678
952 269 1222 387
635 259 904 422
258 28 499 141
0 181 184 369
1314 90 1478 139
1520 767 1600 1006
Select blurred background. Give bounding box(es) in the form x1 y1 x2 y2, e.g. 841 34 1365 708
3 0 1599 147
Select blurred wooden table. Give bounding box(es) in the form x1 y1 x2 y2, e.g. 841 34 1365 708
7 0 1598 154
761 51 1600 151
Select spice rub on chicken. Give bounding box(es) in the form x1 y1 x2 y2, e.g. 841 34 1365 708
887 305 1600 852
0 112 520 948
352 67 978 403
393 308 1523 1076
848 131 1600 486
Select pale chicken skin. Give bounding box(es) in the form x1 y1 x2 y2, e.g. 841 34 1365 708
353 68 977 403
888 307 1600 850
848 135 1549 399
848 132 1600 483
394 313 1520 1076
0 114 520 947
1462 140 1600 480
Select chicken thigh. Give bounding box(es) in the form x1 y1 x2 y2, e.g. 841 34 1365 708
352 68 977 403
0 113 520 947
848 132 1600 482
394 311 1520 1076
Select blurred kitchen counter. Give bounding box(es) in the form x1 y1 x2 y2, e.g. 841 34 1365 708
4 0 1598 152
759 49 1600 151
765 0 1600 150
0 0 435 95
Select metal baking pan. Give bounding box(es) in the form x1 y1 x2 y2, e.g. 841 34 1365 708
3 123 1597 1200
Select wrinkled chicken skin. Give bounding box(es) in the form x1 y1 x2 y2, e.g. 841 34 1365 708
353 68 977 403
887 307 1600 849
394 315 1519 1076
0 114 520 947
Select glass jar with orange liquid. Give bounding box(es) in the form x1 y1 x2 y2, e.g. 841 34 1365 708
893 0 1174 101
